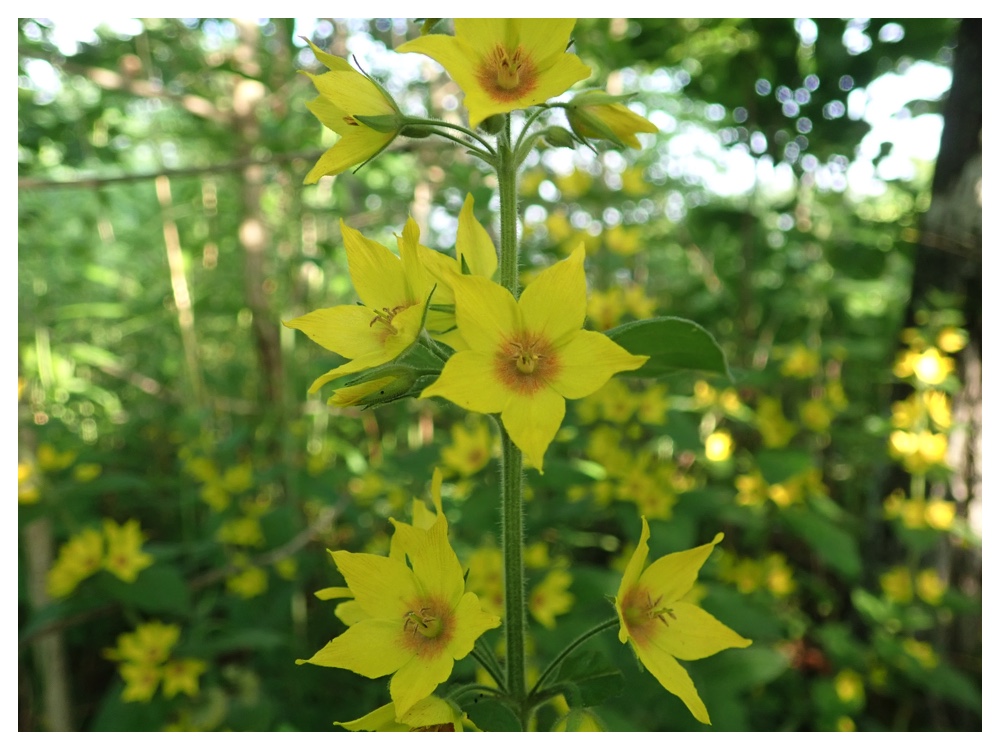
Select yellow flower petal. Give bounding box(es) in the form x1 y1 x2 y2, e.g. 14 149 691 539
390 649 456 719
518 246 587 345
448 591 502 658
640 532 724 606
549 329 648 399
421 350 509 413
331 551 420 619
457 194 498 279
632 643 711 725
341 221 411 309
298 618 411 677
452 274 521 353
652 601 752 660
304 130 394 183
616 516 652 643
500 387 566 471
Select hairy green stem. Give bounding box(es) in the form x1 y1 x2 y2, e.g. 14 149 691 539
496 116 527 727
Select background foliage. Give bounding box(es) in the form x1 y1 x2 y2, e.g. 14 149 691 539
18 17 981 731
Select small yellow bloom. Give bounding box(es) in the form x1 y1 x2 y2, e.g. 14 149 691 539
836 716 857 732
756 397 796 448
615 517 751 724
119 662 162 703
37 443 76 472
704 430 733 462
398 19 591 128
104 622 180 665
285 218 431 394
337 695 466 732
72 463 102 483
103 518 154 583
565 90 657 149
441 419 494 477
902 638 938 669
936 326 967 353
799 399 833 432
781 344 821 378
421 247 647 471
216 516 265 548
162 658 207 699
916 569 946 605
880 566 913 604
834 669 865 705
529 568 574 629
924 498 956 531
227 564 268 599
47 527 105 598
302 41 401 182
912 348 954 385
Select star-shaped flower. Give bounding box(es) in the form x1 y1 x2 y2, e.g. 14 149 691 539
421 246 647 471
398 19 591 127
615 517 752 725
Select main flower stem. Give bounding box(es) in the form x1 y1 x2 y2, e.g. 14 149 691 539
496 116 527 726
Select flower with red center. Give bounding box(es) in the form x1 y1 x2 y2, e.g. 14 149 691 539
397 19 591 128
297 507 500 719
615 517 752 725
420 246 647 471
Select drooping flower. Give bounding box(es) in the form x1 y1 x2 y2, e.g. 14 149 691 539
565 90 658 149
297 501 500 719
284 219 432 396
301 40 402 182
398 19 591 127
420 246 648 471
615 517 751 725
336 695 467 732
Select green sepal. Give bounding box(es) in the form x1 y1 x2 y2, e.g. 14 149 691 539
353 114 403 134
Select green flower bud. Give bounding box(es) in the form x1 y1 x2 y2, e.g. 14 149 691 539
478 114 507 134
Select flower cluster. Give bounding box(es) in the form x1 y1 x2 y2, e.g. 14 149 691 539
47 518 153 598
104 622 206 703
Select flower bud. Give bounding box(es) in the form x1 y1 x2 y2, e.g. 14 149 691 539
565 90 657 150
478 114 507 134
328 365 437 409
542 126 577 149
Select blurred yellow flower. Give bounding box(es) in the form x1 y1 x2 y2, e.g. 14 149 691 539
913 348 954 385
227 564 268 599
162 659 207 699
924 498 956 531
756 397 796 448
104 622 180 665
529 569 574 629
902 638 938 669
103 518 154 583
47 527 105 598
880 566 913 604
37 443 76 472
888 430 948 474
936 326 967 353
834 669 865 704
916 569 946 605
72 463 102 483
799 398 833 432
704 430 733 462
441 419 494 477
781 344 821 378
216 516 265 548
119 662 162 703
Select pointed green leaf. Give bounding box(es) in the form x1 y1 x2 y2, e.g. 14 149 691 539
605 317 730 379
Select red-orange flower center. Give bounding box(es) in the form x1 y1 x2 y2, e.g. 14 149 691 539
621 587 676 647
476 43 538 103
401 597 454 658
494 333 560 394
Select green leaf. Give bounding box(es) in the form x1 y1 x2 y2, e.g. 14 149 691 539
755 450 814 485
556 649 625 708
605 317 730 379
781 507 862 581
463 697 520 731
99 564 191 615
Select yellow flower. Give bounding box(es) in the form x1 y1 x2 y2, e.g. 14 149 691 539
880 566 913 604
104 622 180 665
46 527 105 598
565 90 657 149
756 397 796 448
421 246 647 471
37 443 76 472
73 463 102 482
297 511 500 719
800 398 833 432
916 569 946 605
337 696 466 732
162 659 207 699
912 348 954 385
704 430 733 462
302 41 401 182
441 419 494 477
781 344 821 378
529 569 574 629
924 498 956 531
119 662 161 703
397 19 591 127
936 326 967 353
227 564 268 599
285 218 431 395
614 517 751 724
216 516 265 547
834 669 865 705
103 518 154 583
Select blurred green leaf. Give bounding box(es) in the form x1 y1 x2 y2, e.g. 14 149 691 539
556 649 625 708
